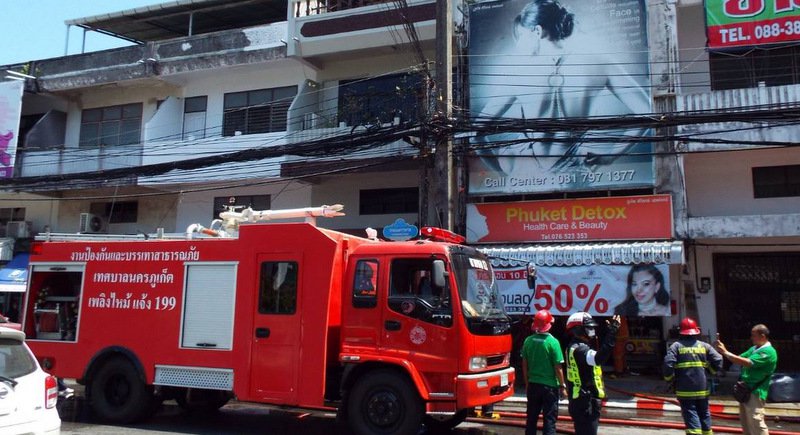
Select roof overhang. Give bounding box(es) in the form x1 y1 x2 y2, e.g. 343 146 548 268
479 241 684 266
65 0 287 43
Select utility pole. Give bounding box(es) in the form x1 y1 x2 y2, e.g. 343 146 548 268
433 0 454 230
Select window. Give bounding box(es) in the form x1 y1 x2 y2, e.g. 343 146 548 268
183 96 207 140
753 165 800 198
388 258 451 327
339 74 424 126
212 195 270 220
709 46 800 90
79 103 142 147
259 262 298 314
360 187 418 215
223 86 297 136
0 208 25 222
353 259 379 308
89 201 138 224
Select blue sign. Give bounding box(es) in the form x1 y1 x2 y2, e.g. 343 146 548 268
382 218 419 241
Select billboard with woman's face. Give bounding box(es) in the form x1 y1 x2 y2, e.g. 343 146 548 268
468 0 654 195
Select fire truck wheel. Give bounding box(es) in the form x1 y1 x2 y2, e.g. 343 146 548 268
347 370 423 435
423 408 469 432
89 357 153 423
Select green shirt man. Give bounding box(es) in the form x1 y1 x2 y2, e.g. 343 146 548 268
521 332 565 388
740 343 778 400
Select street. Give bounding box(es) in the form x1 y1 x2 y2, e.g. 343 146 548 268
56 399 699 435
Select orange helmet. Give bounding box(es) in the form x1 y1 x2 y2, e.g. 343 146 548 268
532 309 554 333
679 317 701 336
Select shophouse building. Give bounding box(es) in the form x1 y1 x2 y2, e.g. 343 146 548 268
0 0 797 369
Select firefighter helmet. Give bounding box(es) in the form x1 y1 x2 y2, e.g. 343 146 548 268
566 312 598 337
532 309 554 333
679 317 701 336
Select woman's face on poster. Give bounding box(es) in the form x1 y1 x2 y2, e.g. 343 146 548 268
631 270 659 305
515 24 543 56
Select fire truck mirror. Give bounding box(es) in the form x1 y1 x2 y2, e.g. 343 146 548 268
432 260 446 288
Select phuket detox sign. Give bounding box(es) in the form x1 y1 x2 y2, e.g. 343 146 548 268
466 194 672 243
706 0 800 48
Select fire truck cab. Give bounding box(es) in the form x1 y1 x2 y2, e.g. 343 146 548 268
22 206 524 435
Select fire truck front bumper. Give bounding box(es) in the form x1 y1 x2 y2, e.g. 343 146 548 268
454 366 515 408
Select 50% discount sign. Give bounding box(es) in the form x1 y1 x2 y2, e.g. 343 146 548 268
531 283 610 315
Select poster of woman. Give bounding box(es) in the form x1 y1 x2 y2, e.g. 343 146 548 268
468 0 655 195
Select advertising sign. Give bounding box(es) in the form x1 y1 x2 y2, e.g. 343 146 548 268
466 195 673 243
0 81 24 179
706 0 800 49
467 0 654 195
496 263 671 317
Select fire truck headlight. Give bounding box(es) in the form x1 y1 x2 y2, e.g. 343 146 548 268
503 353 511 366
469 356 487 372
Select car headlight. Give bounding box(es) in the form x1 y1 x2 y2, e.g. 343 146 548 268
469 356 487 372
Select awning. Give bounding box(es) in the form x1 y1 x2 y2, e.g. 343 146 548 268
0 253 29 292
65 0 287 43
479 241 684 267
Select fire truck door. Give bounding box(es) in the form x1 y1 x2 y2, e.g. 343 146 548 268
250 255 301 403
381 258 458 383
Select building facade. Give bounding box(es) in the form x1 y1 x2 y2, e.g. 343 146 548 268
0 0 797 368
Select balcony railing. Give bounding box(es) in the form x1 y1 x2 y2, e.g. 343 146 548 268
17 145 142 178
293 0 393 17
676 85 800 149
677 83 800 138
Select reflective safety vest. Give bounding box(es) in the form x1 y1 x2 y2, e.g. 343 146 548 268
663 339 722 399
566 344 605 399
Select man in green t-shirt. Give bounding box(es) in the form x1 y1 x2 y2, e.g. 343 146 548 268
521 309 566 435
715 324 778 435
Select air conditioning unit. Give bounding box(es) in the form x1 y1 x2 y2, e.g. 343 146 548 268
79 213 107 234
5 221 30 238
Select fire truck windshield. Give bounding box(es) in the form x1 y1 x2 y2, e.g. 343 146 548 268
450 252 510 336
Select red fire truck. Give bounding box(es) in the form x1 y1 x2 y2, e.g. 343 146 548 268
22 205 530 434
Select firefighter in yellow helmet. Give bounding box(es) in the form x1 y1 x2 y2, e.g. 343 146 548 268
564 312 621 435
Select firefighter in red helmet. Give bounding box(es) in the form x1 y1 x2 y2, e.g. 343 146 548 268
521 309 565 435
664 318 723 435
564 312 621 435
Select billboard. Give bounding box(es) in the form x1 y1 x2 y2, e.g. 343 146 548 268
0 81 23 179
706 0 800 49
468 0 654 195
496 263 671 317
466 195 673 243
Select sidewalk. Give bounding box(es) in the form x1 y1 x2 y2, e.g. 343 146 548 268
502 373 800 419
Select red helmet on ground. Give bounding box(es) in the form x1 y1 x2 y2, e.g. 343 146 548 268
532 309 554 333
679 317 701 336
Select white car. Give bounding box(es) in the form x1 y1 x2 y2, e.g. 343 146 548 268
0 327 61 435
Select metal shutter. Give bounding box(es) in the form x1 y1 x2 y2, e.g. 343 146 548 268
181 263 237 350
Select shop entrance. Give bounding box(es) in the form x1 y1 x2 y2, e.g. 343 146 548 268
713 253 799 370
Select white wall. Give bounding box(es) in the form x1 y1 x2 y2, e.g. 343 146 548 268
0 193 60 234
676 4 710 95
311 170 420 231
175 181 312 231
64 83 181 149
684 148 800 217
689 238 800 341
57 193 179 234
181 60 309 138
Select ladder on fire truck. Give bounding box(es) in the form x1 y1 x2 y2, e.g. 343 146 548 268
34 204 346 242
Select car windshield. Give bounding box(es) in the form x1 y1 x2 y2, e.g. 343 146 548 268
0 338 37 379
451 252 510 335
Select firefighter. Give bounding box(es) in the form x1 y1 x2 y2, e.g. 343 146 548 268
564 312 621 435
664 317 723 435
